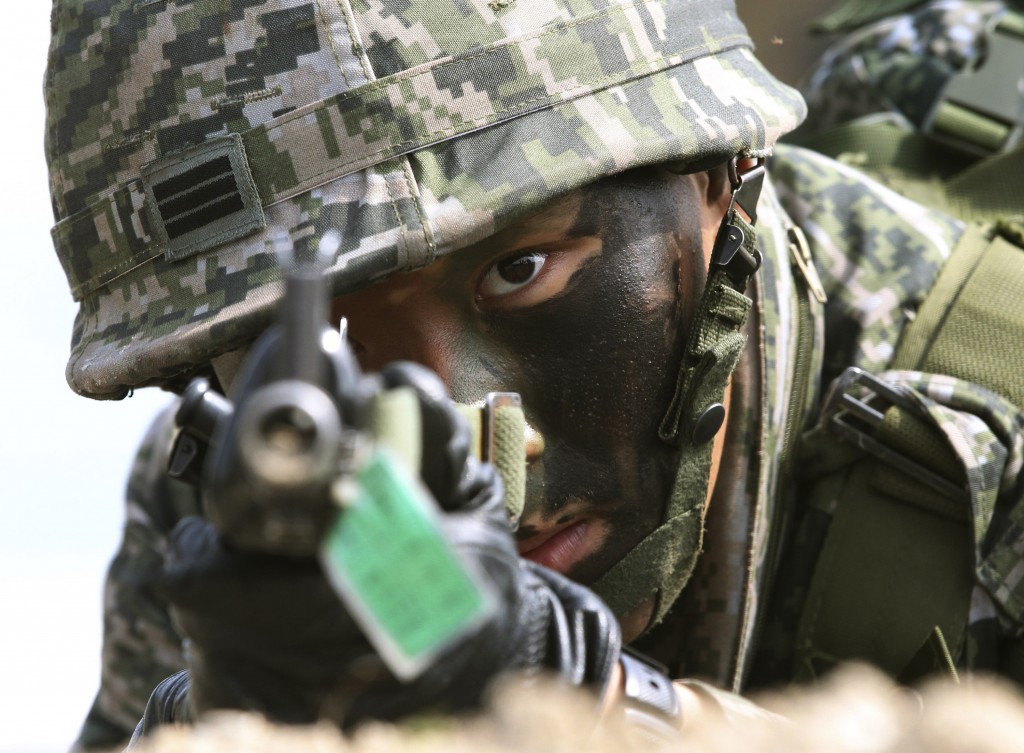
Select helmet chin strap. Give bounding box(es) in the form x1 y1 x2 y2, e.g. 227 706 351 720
591 157 765 629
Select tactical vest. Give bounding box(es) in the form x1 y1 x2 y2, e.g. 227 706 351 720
782 6 1024 684
789 220 1024 684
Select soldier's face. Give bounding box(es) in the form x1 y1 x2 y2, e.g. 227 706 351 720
333 169 727 589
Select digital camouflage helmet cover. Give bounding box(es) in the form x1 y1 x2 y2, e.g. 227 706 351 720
46 0 805 400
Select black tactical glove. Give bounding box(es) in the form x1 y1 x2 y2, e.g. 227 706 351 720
133 363 621 739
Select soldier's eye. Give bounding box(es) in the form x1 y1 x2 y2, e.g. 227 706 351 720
473 236 600 311
478 251 549 298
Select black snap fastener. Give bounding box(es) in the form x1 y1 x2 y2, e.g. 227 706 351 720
692 403 726 444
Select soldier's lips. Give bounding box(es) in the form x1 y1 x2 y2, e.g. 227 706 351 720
516 519 598 574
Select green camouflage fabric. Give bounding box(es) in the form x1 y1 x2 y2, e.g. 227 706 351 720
743 146 1024 689
636 143 973 687
72 404 200 752
716 1 1024 688
74 145 1024 751
798 0 1011 135
790 0 1024 221
44 0 805 401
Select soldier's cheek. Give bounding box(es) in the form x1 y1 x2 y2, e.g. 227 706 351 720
475 249 683 495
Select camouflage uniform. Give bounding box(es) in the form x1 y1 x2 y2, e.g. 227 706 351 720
791 0 1024 220
799 0 1015 135
47 0 1024 750
73 406 201 750
75 142 1024 748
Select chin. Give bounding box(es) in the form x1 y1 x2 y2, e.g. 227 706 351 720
618 598 656 643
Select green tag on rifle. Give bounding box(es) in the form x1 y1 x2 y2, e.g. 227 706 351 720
320 448 495 679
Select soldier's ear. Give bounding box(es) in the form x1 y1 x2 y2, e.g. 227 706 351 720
705 163 733 215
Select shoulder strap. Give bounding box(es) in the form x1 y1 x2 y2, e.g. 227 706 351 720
894 222 1024 405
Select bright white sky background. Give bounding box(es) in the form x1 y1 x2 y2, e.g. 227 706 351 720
0 6 168 751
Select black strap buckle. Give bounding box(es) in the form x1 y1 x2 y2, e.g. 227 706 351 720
727 157 767 223
710 220 760 286
818 367 967 502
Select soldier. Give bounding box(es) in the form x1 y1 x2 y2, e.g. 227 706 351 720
44 0 1024 750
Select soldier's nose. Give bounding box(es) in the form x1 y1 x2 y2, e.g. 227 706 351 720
525 421 545 464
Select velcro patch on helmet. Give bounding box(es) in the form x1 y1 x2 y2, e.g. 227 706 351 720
141 134 265 263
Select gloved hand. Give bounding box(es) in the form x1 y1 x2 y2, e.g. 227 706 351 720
135 362 621 737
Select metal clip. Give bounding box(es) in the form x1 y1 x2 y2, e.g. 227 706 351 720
788 225 828 304
727 157 767 223
818 368 967 502
922 12 1024 156
710 157 767 286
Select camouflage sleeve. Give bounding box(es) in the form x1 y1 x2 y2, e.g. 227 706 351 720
771 149 1024 654
72 401 202 753
758 145 1024 683
796 0 1004 135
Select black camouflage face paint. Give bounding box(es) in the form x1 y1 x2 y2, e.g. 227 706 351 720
334 168 715 584
437 170 711 584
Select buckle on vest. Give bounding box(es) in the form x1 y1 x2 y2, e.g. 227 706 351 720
818 368 967 502
922 11 1024 157
710 221 761 285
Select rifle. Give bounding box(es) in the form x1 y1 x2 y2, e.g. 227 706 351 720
164 231 519 677
168 230 370 556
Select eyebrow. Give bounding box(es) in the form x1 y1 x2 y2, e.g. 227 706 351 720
501 191 579 239
441 190 586 277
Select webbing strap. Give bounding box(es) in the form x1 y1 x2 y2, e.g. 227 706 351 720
943 148 1024 223
454 397 526 526
659 207 759 445
894 223 1024 406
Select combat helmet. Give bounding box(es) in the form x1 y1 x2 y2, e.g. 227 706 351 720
45 0 805 401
